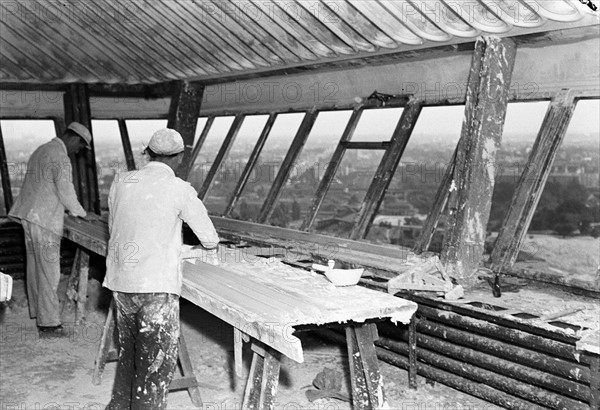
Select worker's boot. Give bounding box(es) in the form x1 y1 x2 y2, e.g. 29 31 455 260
38 324 70 338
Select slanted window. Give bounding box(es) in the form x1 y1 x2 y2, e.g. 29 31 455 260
310 108 403 238
193 117 208 147
519 99 599 280
188 116 235 192
0 120 56 215
367 106 466 248
350 108 403 141
487 101 549 235
269 110 353 228
91 120 126 211
233 113 305 222
203 115 269 215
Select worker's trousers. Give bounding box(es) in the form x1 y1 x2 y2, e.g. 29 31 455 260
22 220 62 327
106 292 180 410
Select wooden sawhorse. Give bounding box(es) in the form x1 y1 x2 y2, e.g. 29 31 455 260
239 322 389 410
92 300 203 408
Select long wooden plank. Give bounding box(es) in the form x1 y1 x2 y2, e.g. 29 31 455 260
62 215 414 274
489 90 577 273
181 266 304 363
198 114 244 200
300 109 362 231
258 109 318 224
63 217 109 256
62 216 418 362
223 113 276 217
213 216 412 267
350 100 423 240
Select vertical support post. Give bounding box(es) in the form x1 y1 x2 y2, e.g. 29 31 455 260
64 83 100 214
64 84 98 323
167 81 205 178
224 114 276 218
588 354 600 410
0 126 13 212
117 119 136 171
257 109 318 224
414 148 457 254
234 328 245 379
300 108 363 231
198 114 244 200
408 316 418 390
350 100 422 240
75 250 89 323
53 116 66 139
441 37 517 287
489 90 577 272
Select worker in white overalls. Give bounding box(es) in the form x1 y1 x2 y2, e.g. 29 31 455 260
9 122 97 337
103 128 219 409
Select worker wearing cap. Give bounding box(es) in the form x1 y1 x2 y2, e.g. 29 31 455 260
103 128 219 409
9 121 97 336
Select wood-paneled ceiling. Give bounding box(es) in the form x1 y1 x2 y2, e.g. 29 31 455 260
0 0 598 84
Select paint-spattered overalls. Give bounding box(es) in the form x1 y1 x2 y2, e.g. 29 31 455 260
103 161 219 409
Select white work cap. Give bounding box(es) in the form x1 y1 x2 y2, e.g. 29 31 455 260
147 128 185 155
66 122 92 149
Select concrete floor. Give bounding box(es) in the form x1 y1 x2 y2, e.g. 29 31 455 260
1 278 501 409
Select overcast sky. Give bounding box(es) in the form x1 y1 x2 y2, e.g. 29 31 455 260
2 100 598 149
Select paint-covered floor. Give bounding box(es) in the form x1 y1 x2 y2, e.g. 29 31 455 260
1 278 501 409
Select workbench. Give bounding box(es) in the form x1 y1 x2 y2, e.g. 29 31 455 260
62 216 418 409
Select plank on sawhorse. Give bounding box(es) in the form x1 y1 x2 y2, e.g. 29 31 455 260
92 300 203 408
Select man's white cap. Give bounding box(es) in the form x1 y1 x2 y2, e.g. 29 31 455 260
66 122 92 149
148 128 185 155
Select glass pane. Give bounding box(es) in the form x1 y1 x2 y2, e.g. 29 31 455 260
0 120 56 214
124 119 167 169
367 106 464 247
487 101 550 235
312 149 385 238
203 115 269 215
350 108 403 141
188 116 235 192
270 110 353 228
519 99 600 280
232 113 306 222
91 120 126 212
193 117 208 146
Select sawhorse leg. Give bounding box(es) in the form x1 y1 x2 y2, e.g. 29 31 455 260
346 323 388 409
92 298 203 408
242 341 281 410
63 247 90 323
